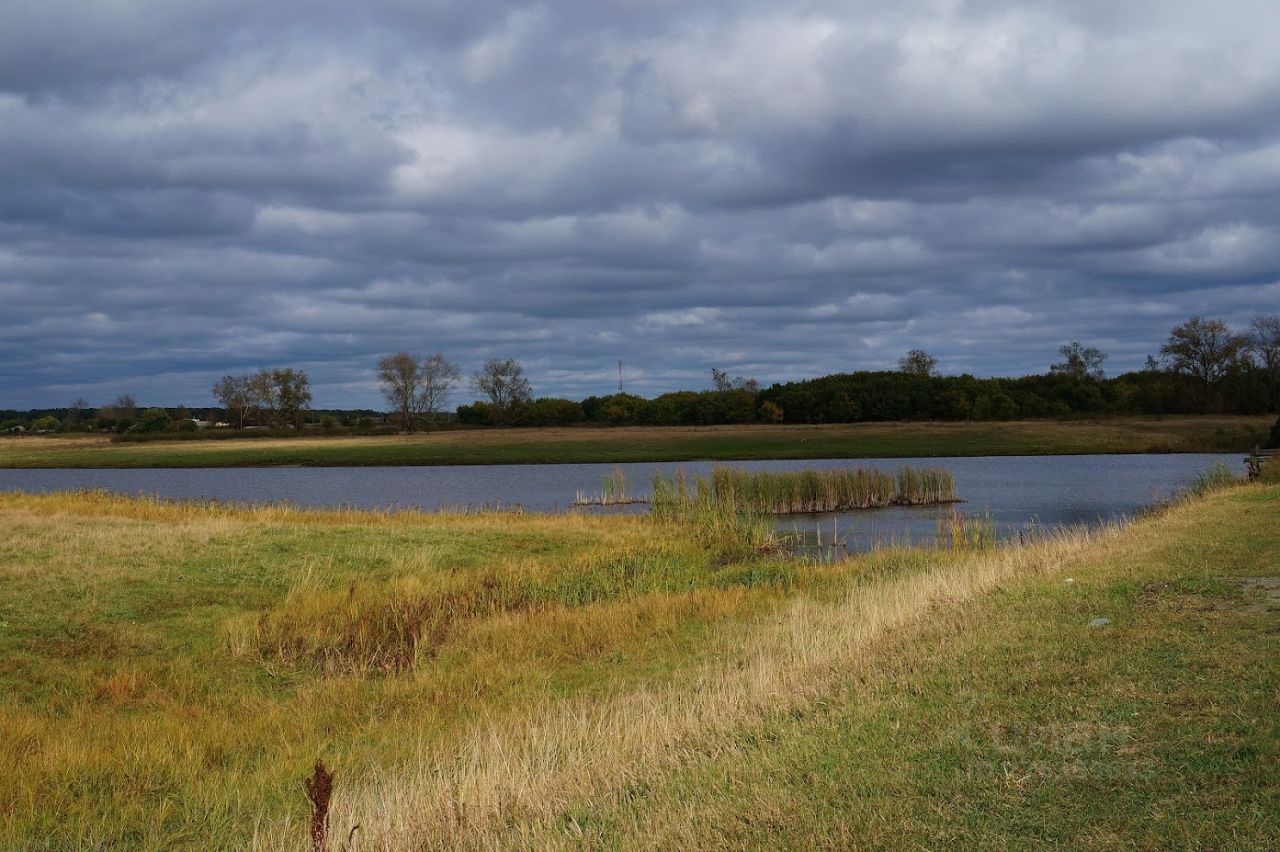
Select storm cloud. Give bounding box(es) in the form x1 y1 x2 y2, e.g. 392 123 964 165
2 0 1279 408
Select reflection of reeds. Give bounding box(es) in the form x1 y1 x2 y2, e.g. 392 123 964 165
651 465 956 516
571 468 651 507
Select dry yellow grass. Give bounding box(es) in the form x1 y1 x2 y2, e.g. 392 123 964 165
249 526 1109 848
0 490 799 848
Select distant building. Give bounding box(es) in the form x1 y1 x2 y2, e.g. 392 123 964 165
187 419 212 429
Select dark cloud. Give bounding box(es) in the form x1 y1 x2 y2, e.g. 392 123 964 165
2 0 1279 408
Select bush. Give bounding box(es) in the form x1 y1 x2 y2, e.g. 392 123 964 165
176 420 198 432
456 402 494 426
130 408 172 434
525 398 585 427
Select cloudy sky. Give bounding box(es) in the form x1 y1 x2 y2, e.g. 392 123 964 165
3 0 1279 409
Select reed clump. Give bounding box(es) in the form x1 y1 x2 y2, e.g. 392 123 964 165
572 468 650 506
652 465 956 517
938 509 998 551
1186 460 1239 496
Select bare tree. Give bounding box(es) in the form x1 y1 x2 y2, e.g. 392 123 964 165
211 375 252 428
111 393 137 419
100 393 138 423
1050 342 1107 380
1160 317 1245 389
1248 314 1280 392
377 353 424 431
377 352 461 431
897 349 938 377
472 358 532 425
419 353 461 427
711 367 759 393
67 398 88 427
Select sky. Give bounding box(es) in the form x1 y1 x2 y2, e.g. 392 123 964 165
2 0 1280 410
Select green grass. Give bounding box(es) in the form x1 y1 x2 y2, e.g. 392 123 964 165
0 415 1272 468
1 480 1277 849
545 485 1280 849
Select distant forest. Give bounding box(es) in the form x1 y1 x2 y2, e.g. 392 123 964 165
4 315 1279 436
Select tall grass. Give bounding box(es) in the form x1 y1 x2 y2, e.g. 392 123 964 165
1185 460 1238 497
651 465 955 516
937 509 998 551
572 468 648 506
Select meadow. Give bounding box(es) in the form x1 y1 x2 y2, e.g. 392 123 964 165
0 465 1277 849
0 414 1273 468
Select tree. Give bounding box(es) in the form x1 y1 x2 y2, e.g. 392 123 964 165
1050 342 1107 381
710 368 759 393
134 407 171 433
247 370 274 425
247 367 312 428
267 368 312 428
471 358 532 425
1160 317 1245 389
377 352 460 431
67 398 89 428
419 353 461 427
1248 314 1280 403
897 349 938 377
100 393 138 422
377 353 424 431
212 375 253 428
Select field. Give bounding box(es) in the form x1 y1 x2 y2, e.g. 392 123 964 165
1 476 1277 849
0 415 1273 468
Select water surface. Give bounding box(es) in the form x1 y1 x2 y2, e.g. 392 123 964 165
0 454 1233 550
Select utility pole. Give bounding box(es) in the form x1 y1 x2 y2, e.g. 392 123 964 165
618 361 624 394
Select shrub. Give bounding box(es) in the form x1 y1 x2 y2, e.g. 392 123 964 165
131 408 171 433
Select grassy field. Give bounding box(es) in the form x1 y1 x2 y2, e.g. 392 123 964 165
0 415 1273 468
1 475 1276 849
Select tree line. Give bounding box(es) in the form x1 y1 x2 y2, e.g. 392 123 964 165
4 314 1278 439
458 314 1280 429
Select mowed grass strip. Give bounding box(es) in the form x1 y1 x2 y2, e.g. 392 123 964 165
0 415 1272 468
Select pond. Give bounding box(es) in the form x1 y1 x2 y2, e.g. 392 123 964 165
0 453 1236 551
